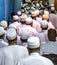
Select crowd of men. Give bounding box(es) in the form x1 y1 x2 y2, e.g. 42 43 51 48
0 1 57 65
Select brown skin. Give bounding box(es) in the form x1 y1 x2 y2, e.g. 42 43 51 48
0 34 5 40
6 37 17 46
27 47 40 54
20 38 27 43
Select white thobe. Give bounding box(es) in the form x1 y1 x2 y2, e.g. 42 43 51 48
18 53 54 65
1 45 29 65
0 39 8 48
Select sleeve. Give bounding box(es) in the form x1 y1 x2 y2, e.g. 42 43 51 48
24 47 29 57
0 50 5 65
44 58 54 65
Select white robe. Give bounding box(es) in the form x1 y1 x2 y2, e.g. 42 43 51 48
0 39 8 48
40 41 57 55
1 45 29 65
37 30 48 43
18 53 54 65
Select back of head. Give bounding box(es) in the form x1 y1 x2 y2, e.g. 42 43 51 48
26 17 33 25
34 10 40 16
6 28 17 41
20 14 27 24
41 20 48 30
19 27 30 40
13 15 19 21
17 11 22 16
0 20 7 29
31 11 36 20
27 36 40 53
50 6 55 13
44 10 49 15
42 14 49 20
48 29 56 41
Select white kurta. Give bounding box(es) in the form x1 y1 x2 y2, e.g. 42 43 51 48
37 30 48 43
18 53 54 65
32 20 42 33
1 45 29 65
48 21 55 29
9 22 21 30
18 26 38 37
40 41 57 55
0 39 8 48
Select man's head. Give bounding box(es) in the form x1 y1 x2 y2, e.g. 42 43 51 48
48 29 56 41
13 15 19 22
41 20 48 30
27 36 40 54
26 17 33 26
50 6 55 13
42 14 49 21
19 27 30 42
31 11 36 20
20 14 27 24
6 28 17 45
0 20 8 30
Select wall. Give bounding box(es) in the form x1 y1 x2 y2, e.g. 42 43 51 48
14 0 22 13
0 0 14 22
0 0 24 22
0 0 5 21
5 0 14 21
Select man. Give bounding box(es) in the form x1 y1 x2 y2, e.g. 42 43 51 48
17 13 27 32
49 7 57 28
37 20 48 43
17 11 22 22
19 27 31 47
1 28 29 65
18 36 54 65
31 11 42 32
9 15 21 31
42 14 55 29
18 25 38 46
0 27 8 48
41 29 57 55
0 20 8 30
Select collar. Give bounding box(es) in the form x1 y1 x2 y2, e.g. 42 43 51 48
0 39 3 41
42 30 47 32
30 52 40 57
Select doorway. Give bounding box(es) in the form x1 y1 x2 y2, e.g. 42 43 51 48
54 0 57 11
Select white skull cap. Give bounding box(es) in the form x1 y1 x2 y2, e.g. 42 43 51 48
51 7 55 11
19 27 30 40
44 10 49 14
21 14 27 22
9 24 17 30
6 28 17 40
27 36 40 48
35 10 39 15
0 20 7 29
26 17 33 24
13 15 19 20
41 20 48 28
17 11 21 16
